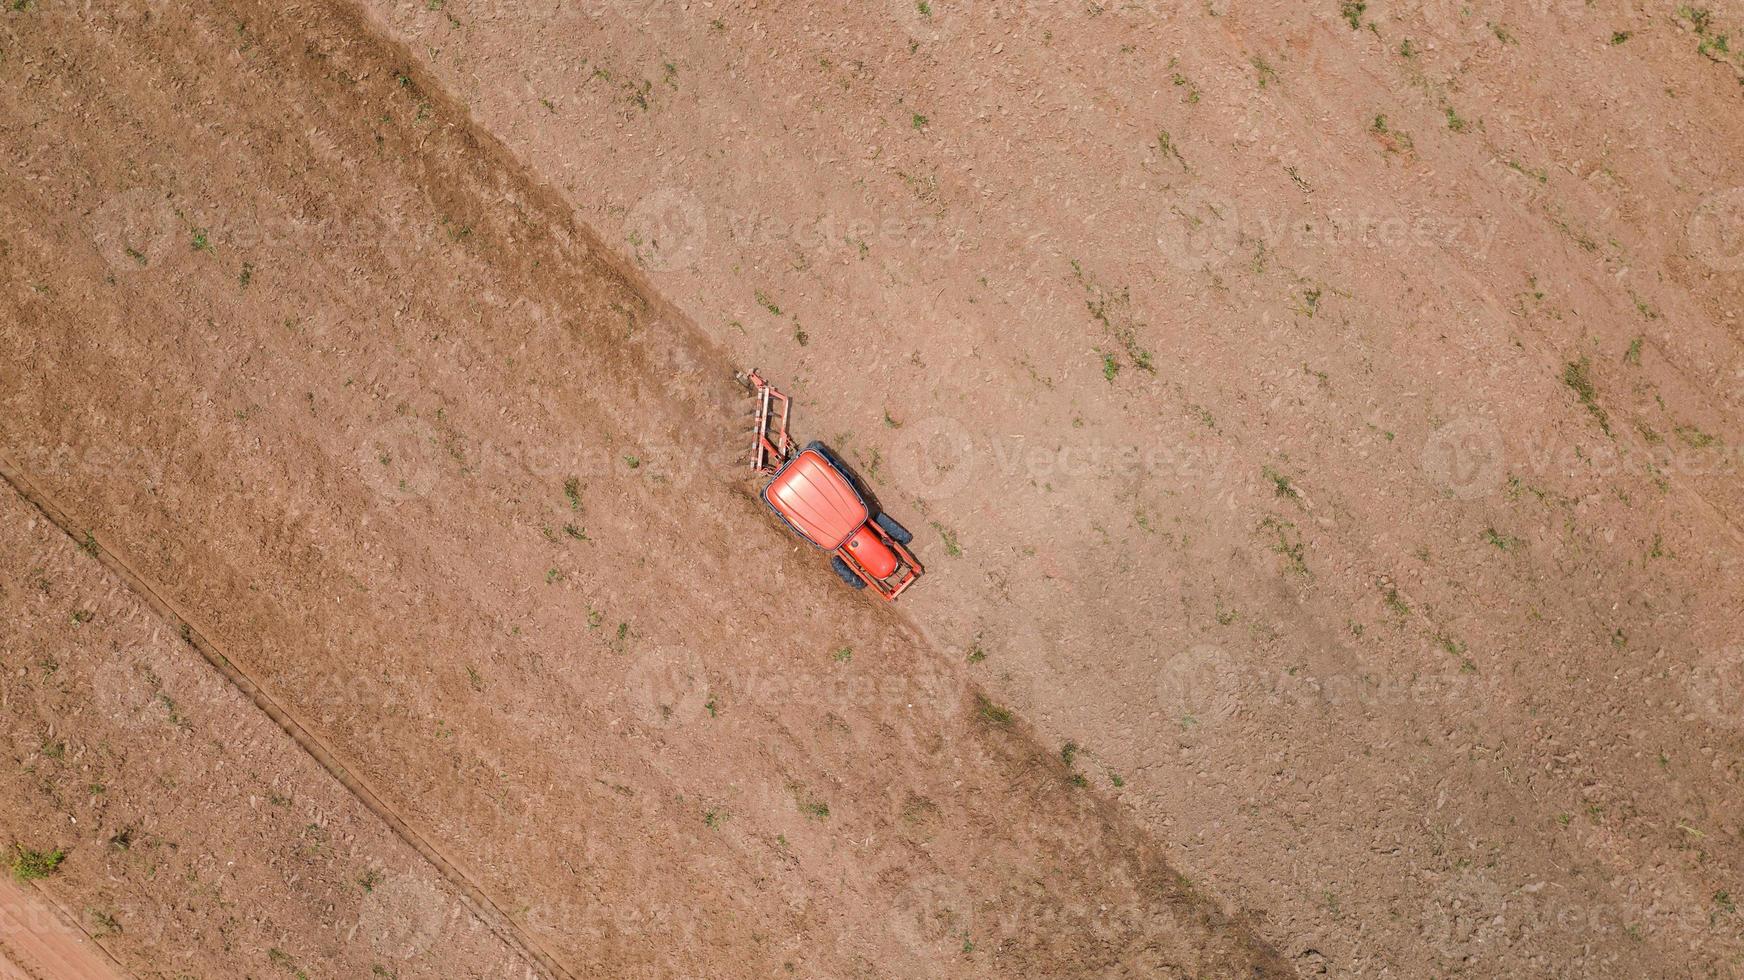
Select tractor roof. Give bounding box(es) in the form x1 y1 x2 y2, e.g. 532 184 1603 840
762 448 867 550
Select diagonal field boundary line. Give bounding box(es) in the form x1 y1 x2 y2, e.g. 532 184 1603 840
0 457 571 980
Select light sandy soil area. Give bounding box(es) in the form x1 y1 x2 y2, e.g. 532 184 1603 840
1 876 127 980
3 0 1743 976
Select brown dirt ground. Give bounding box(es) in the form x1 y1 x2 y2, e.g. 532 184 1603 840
4 0 1744 977
4 1 1284 977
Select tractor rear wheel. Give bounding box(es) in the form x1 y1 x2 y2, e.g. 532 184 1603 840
874 513 913 545
830 554 867 589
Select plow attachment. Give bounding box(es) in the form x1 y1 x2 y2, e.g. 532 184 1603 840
741 369 794 474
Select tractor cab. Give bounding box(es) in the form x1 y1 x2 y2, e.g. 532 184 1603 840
764 447 901 581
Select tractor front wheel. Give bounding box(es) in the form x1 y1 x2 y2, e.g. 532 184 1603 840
874 513 913 545
830 555 867 589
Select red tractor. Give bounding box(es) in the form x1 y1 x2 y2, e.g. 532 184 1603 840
741 370 923 601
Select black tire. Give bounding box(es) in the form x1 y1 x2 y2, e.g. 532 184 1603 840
830 554 867 589
874 512 913 545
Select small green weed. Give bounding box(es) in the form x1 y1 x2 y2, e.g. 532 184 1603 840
1263 465 1300 501
1561 357 1611 434
1383 587 1411 618
11 846 65 882
1252 56 1278 88
1483 527 1522 551
1157 129 1186 168
931 522 961 556
975 694 1012 726
1258 516 1307 575
1674 424 1716 448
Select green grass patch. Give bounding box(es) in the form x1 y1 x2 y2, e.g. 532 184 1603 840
1483 527 1523 551
11 846 65 882
1263 465 1300 501
1258 516 1307 575
1383 587 1411 618
930 522 961 556
1252 56 1279 88
1561 357 1611 434
975 694 1013 726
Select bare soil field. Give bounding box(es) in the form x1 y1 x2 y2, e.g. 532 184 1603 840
3 1 1282 977
3 0 1743 977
